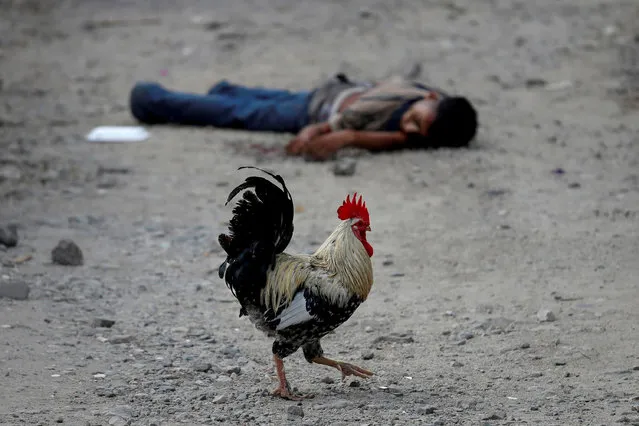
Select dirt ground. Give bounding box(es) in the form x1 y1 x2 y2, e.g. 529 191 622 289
1 0 639 425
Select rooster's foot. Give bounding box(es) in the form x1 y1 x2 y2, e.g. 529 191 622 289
335 361 374 380
312 356 374 380
271 385 314 401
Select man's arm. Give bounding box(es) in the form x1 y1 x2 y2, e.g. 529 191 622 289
286 122 333 155
348 130 408 151
291 130 408 160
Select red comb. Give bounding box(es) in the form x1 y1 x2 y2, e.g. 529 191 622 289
337 193 370 224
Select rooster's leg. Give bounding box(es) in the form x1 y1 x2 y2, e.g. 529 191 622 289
311 356 374 380
271 355 313 400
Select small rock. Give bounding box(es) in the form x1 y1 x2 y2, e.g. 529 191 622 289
320 376 335 384
484 188 509 198
525 78 548 88
107 405 133 419
359 8 373 19
458 331 474 340
386 386 404 397
568 182 581 189
451 361 464 368
372 333 414 345
537 308 556 322
520 342 531 349
0 224 18 247
287 405 304 417
362 352 374 360
333 158 357 176
51 239 84 266
55 417 63 423
109 335 133 344
482 412 505 420
314 399 350 409
92 318 115 328
97 176 119 189
0 280 30 300
530 406 539 411
220 345 240 358
349 380 361 387
212 394 228 404
416 406 436 415
475 317 515 334
0 165 22 182
193 362 212 372
382 260 394 266
108 416 127 426
554 360 567 366
225 366 241 375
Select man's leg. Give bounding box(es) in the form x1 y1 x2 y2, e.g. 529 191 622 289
208 80 299 99
129 82 311 133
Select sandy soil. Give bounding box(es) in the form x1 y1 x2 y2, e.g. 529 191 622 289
1 0 639 425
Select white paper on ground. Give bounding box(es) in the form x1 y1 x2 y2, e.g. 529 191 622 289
86 126 150 143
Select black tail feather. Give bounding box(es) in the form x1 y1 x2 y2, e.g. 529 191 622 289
218 167 294 310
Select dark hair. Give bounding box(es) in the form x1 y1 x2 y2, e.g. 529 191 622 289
427 96 478 148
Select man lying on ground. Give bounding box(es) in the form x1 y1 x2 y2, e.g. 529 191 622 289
129 73 478 160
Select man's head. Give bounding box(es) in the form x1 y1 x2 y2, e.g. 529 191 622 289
401 94 478 148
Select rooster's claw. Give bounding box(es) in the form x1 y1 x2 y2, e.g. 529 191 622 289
336 362 374 380
271 386 314 400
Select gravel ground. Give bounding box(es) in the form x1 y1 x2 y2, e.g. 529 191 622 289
1 0 639 425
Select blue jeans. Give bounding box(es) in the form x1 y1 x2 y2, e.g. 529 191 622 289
129 80 312 134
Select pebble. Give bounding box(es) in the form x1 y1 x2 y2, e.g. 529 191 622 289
0 280 30 300
314 400 350 409
0 165 22 182
96 176 120 189
225 366 241 375
537 308 557 322
451 361 464 368
0 224 18 247
416 406 436 415
109 335 133 344
108 416 128 426
320 376 335 384
107 405 133 419
475 317 515 334
287 405 304 418
92 318 115 328
481 412 506 420
212 394 228 404
333 158 357 176
349 380 361 387
458 331 474 340
372 333 414 345
193 362 212 373
525 78 548 88
520 342 531 349
51 239 84 266
362 352 374 360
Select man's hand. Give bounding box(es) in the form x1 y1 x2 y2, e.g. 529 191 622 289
287 131 354 161
286 123 331 155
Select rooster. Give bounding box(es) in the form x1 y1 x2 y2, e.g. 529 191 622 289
218 166 374 400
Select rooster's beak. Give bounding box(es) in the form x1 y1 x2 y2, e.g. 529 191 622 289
366 225 371 232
